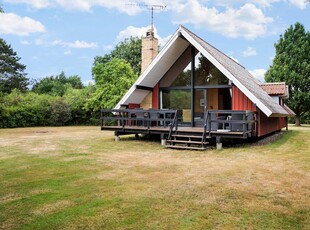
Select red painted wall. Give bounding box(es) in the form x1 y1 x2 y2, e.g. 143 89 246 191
152 84 159 109
232 85 287 137
128 103 140 109
258 111 287 137
232 86 256 111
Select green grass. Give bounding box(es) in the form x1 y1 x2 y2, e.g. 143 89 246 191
0 126 309 229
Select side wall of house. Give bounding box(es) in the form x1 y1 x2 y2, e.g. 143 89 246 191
232 86 286 137
258 111 287 137
232 86 256 111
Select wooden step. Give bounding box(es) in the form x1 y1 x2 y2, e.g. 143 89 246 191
165 145 206 150
166 140 209 145
171 134 203 139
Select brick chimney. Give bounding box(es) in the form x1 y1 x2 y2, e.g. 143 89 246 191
140 29 159 109
141 29 158 73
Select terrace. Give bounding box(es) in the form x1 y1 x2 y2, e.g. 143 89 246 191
101 109 257 150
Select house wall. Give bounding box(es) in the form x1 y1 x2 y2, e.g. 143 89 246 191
140 93 152 109
207 89 219 110
258 111 287 137
232 86 287 137
232 86 256 111
152 84 159 109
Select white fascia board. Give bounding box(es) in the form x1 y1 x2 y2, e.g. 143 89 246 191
136 29 181 86
114 27 182 109
180 29 273 117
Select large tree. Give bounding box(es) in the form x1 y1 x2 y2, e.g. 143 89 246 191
88 58 136 111
94 37 142 76
0 38 29 93
265 22 310 125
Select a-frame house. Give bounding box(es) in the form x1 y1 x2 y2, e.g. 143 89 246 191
101 26 295 150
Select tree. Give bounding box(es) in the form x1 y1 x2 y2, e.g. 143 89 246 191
265 22 310 125
94 37 142 76
49 98 72 126
88 58 136 111
0 38 29 93
32 71 83 96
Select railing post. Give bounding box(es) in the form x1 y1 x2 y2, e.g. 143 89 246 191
242 113 246 138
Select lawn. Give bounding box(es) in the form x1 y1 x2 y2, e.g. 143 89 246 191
0 126 309 229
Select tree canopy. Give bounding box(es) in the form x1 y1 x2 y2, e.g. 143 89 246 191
88 58 136 111
265 22 310 125
32 71 83 96
94 37 142 76
0 38 29 93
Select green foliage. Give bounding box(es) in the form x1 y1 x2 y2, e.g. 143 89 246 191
89 58 136 111
94 37 142 76
0 86 98 128
32 71 83 96
265 22 310 125
0 38 29 93
0 89 55 128
49 98 72 126
63 86 98 125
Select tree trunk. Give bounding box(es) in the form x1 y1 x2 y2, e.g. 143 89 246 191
295 115 301 126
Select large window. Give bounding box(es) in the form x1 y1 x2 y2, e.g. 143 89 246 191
162 90 191 123
195 53 229 86
159 47 232 126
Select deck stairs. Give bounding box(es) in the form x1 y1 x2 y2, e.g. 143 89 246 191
165 110 212 150
165 131 211 150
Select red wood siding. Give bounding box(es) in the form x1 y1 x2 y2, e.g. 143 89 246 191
232 86 256 111
232 85 287 137
152 83 159 109
128 103 140 109
258 111 287 137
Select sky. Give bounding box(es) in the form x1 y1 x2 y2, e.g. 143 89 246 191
0 0 309 85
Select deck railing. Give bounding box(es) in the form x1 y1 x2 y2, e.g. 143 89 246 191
101 109 257 138
205 110 257 138
101 109 177 129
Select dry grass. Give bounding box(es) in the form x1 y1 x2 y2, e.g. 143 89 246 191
0 125 309 229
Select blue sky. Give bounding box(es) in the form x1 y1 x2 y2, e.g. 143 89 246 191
0 0 309 84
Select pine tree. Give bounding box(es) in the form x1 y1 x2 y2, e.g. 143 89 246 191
0 38 29 93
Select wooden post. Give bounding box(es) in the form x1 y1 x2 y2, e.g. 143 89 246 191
216 136 222 150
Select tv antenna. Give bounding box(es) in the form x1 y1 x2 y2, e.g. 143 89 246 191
127 2 166 34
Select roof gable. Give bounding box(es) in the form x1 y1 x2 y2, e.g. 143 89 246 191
115 25 291 117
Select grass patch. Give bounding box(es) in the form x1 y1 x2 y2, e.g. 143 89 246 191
0 126 309 229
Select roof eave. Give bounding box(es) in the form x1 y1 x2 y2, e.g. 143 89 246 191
114 27 183 109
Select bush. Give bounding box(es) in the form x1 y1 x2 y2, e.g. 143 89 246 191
49 98 72 126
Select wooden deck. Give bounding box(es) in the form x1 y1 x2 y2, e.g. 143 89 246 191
101 109 257 150
101 125 250 138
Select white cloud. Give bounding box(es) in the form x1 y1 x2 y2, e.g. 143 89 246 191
4 0 51 9
289 0 308 9
51 0 142 14
52 39 98 48
249 69 267 83
83 79 94 86
242 47 257 57
171 1 273 40
64 50 71 55
21 40 31 45
4 0 307 12
0 13 46 36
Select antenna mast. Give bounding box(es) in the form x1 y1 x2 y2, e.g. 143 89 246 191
127 2 166 35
